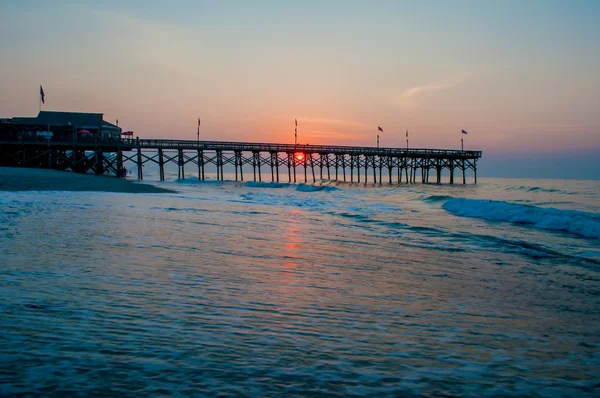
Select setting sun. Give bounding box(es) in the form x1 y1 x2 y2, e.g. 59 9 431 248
295 153 304 162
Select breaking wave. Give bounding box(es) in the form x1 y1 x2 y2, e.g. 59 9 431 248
245 181 290 189
442 198 600 239
296 184 340 192
423 194 454 203
507 185 574 195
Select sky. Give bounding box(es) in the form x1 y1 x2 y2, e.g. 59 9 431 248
1 0 599 178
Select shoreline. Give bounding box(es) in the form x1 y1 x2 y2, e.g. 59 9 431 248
0 167 176 194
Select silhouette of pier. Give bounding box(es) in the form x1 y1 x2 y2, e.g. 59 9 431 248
1 137 482 184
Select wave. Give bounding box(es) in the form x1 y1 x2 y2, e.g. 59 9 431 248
507 185 574 195
423 194 453 203
442 198 600 239
245 181 290 189
174 178 227 185
296 184 339 192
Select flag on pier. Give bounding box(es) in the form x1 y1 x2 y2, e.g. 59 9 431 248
40 85 45 104
461 129 468 135
406 129 408 138
378 126 383 132
295 118 297 127
198 118 201 127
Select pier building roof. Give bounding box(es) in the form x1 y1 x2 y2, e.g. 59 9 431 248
9 111 119 130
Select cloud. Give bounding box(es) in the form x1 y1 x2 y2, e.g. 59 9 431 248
393 72 474 109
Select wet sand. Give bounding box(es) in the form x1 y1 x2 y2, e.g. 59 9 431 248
0 167 176 193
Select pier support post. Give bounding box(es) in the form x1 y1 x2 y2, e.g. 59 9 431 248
379 156 383 185
303 157 308 183
257 152 262 182
234 150 239 181
217 150 224 181
159 148 165 181
178 149 184 179
276 153 280 182
270 152 275 182
200 150 205 181
287 153 292 183
319 155 323 180
364 155 368 184
372 156 377 184
136 149 143 180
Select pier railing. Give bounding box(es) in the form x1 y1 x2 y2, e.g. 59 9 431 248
133 139 482 158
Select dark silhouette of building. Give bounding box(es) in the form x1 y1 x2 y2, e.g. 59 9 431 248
0 111 121 142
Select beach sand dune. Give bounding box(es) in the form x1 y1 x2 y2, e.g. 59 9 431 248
0 167 175 193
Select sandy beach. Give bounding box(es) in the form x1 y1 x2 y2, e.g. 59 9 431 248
0 167 175 193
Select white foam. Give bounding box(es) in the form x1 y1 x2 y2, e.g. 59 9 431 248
442 198 600 239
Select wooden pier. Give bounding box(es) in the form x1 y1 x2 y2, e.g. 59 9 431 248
0 137 482 184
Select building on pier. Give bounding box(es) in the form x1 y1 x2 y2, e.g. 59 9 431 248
0 111 121 142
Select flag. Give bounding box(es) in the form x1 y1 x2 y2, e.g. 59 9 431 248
378 126 383 132
461 129 468 135
406 129 408 138
198 118 201 127
40 85 45 104
295 118 297 127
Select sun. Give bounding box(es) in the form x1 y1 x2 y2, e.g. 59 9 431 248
295 153 304 162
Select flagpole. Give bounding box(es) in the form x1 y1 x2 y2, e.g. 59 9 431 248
294 118 298 146
406 129 408 150
377 134 379 148
197 118 200 143
39 85 44 113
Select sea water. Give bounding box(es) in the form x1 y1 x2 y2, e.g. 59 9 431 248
1 175 599 396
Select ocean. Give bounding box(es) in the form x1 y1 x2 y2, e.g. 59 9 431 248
1 173 599 397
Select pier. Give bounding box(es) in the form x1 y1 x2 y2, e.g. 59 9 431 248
1 137 481 184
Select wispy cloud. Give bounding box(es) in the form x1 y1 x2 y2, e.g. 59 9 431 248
393 72 474 109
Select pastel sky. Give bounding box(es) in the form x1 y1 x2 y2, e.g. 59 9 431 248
1 0 599 178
